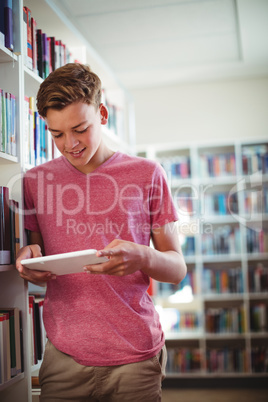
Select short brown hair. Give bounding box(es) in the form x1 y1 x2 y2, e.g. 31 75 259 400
36 63 102 117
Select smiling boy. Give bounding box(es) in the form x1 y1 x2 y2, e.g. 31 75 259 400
16 63 187 402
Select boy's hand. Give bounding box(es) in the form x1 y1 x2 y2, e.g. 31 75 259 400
83 239 147 277
16 245 56 285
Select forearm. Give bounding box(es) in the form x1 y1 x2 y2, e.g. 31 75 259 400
142 246 187 285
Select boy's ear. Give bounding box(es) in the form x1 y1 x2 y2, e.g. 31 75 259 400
99 104 108 125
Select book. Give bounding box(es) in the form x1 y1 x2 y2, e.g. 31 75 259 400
0 2 5 47
31 17 37 73
36 29 43 79
10 93 16 156
1 88 6 152
23 6 32 69
0 312 11 382
0 308 22 376
49 36 56 71
3 0 14 51
5 91 11 154
0 186 11 265
42 32 49 78
34 111 41 166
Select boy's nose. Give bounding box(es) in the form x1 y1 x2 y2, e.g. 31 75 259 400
65 134 79 150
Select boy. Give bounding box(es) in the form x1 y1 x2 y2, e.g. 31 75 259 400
16 63 187 402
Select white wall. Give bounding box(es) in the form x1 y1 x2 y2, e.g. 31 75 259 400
132 77 268 146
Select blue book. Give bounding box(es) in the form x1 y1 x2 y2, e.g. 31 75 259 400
34 112 40 166
4 0 13 51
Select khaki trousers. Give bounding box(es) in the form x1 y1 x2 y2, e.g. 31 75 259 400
39 340 167 402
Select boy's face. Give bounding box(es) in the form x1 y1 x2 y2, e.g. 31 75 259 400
46 101 108 173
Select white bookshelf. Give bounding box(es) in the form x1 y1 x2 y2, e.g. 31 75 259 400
0 1 135 400
137 139 268 379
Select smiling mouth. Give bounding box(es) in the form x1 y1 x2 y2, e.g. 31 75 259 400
68 148 86 156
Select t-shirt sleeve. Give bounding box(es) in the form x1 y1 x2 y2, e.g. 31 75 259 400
149 163 179 229
23 172 41 233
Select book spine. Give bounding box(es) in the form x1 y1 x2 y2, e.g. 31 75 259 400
42 32 49 78
0 186 11 264
36 29 43 79
4 0 14 51
1 89 6 153
31 17 37 73
10 93 16 156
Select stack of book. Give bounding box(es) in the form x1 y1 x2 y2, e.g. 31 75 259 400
202 225 241 255
181 236 195 256
0 186 20 266
199 152 236 178
158 269 196 296
205 306 246 333
244 186 268 215
246 228 268 254
248 263 268 293
203 191 238 216
251 346 268 373
0 0 15 52
0 88 17 157
28 295 46 366
166 347 201 373
242 144 268 175
160 156 191 180
203 267 243 294
0 307 23 385
24 96 56 166
250 303 267 332
23 6 74 79
206 347 247 373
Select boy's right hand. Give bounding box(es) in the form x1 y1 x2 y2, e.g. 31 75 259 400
16 244 56 286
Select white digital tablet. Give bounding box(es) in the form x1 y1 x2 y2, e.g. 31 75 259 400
21 249 108 276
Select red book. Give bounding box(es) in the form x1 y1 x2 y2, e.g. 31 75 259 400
31 17 37 72
23 7 32 69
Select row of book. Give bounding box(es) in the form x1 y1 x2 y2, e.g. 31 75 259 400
23 6 74 79
181 236 195 256
206 347 247 373
205 306 246 333
251 346 268 373
0 88 16 157
250 303 267 332
24 96 58 167
158 269 196 296
101 89 125 139
199 152 236 178
246 228 268 254
202 225 241 255
203 192 238 216
202 267 244 294
159 308 201 333
0 307 23 385
242 144 268 175
248 263 268 293
161 157 191 180
244 186 268 215
0 186 20 265
29 295 46 366
0 0 14 52
166 346 268 374
166 347 201 373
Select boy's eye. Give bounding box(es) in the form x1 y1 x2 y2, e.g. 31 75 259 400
53 133 63 139
75 127 88 134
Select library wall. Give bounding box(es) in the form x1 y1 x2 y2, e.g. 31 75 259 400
132 77 268 146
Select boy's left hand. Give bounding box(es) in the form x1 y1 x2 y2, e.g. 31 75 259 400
83 239 147 277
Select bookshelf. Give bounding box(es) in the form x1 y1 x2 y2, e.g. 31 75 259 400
137 139 268 381
0 1 135 401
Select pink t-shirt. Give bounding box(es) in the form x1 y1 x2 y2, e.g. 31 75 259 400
24 152 178 366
